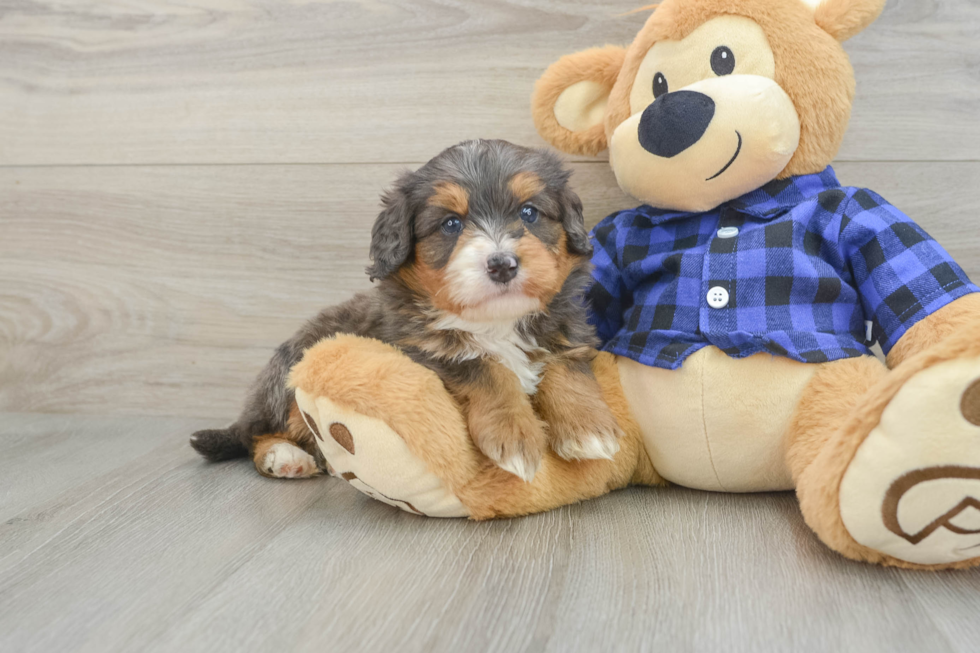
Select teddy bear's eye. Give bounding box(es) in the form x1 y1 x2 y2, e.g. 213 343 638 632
711 46 735 76
652 72 669 99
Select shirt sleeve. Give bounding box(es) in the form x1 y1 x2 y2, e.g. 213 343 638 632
841 189 978 354
586 215 629 346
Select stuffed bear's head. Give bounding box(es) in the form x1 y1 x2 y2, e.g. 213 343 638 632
533 0 885 213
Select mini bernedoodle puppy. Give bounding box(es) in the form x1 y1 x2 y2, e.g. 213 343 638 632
190 139 622 482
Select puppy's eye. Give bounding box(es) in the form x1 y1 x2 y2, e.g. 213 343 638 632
711 46 735 76
519 205 539 224
653 72 669 99
441 216 463 235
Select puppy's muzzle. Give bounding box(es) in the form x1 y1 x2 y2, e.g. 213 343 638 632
638 91 716 158
486 253 519 284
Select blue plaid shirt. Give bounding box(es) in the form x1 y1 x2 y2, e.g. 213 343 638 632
587 167 978 369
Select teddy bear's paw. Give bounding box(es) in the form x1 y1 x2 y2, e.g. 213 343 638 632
293 388 470 518
260 442 320 479
839 356 980 566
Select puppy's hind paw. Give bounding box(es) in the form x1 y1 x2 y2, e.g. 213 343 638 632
260 442 320 479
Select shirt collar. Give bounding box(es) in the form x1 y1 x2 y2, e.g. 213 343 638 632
728 166 841 219
633 166 841 224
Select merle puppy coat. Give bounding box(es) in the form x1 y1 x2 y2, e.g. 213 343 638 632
191 140 622 482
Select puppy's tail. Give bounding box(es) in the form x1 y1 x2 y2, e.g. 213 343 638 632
190 427 248 462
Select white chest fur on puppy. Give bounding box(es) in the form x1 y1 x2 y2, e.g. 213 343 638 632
433 314 545 394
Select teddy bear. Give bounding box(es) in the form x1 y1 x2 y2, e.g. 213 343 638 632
290 0 980 570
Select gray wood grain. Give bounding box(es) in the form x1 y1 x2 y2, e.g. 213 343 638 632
0 0 977 165
1 415 979 653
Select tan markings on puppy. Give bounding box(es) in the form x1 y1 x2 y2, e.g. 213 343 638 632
534 360 623 461
554 333 595 361
399 231 477 315
398 231 472 314
251 401 324 478
518 232 579 303
508 171 546 203
452 359 549 482
428 181 469 215
253 434 319 479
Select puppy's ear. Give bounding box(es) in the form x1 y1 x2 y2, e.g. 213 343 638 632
813 0 885 42
560 187 592 257
532 46 626 157
366 186 415 281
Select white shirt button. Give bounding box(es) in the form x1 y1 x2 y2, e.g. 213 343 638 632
717 226 739 238
707 286 730 309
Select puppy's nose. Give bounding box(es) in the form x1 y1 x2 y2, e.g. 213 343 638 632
638 90 715 158
486 253 518 284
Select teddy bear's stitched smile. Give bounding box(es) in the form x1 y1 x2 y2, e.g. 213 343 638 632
706 130 742 181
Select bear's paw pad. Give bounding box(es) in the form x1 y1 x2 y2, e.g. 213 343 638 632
840 356 980 565
294 388 469 518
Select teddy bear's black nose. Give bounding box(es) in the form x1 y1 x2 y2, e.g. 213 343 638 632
637 91 716 158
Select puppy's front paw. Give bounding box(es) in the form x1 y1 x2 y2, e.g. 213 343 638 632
550 406 622 462
473 416 548 483
259 442 320 479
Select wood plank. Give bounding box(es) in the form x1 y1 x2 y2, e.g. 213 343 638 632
0 412 215 522
2 414 979 653
1 161 978 418
0 0 977 166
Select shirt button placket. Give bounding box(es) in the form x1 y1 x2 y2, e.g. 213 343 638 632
702 209 740 341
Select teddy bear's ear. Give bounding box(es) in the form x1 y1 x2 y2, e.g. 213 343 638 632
532 46 627 156
812 0 886 42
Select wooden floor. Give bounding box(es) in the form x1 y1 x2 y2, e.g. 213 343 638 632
2 1 980 651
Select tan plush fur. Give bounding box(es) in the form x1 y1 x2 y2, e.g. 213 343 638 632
288 335 482 495
814 0 886 42
886 294 980 369
531 46 627 156
785 356 887 485
535 0 857 177
791 325 980 570
607 0 855 178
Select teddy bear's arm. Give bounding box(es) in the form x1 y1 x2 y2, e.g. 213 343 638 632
839 190 980 364
886 293 980 368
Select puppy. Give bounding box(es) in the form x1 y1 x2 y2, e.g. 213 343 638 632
190 139 621 482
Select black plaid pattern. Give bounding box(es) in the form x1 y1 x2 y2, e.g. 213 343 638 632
588 167 978 369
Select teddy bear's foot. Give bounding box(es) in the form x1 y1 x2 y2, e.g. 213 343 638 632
838 356 980 566
293 388 471 517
